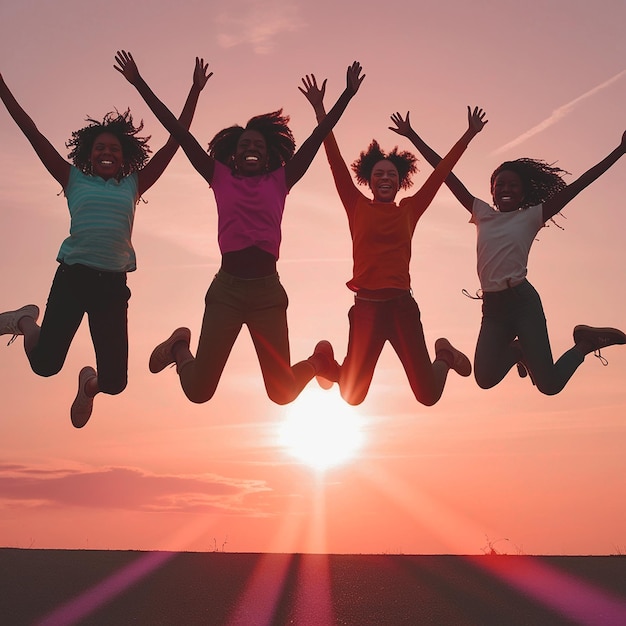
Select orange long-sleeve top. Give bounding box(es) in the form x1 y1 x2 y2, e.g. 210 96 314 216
322 130 471 292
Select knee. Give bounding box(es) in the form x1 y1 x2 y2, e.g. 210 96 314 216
30 361 63 378
267 389 297 406
474 371 497 390
420 395 438 407
535 382 560 396
183 387 215 404
100 378 127 396
179 368 218 404
340 388 365 406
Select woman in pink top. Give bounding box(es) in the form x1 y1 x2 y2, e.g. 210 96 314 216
301 75 486 406
115 51 364 405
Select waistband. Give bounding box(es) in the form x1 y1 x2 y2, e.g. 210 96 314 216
58 262 126 278
220 247 277 278
355 288 412 303
482 278 531 299
215 268 280 287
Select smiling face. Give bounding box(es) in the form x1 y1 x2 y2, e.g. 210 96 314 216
234 129 268 176
90 132 124 180
369 159 399 203
491 169 525 212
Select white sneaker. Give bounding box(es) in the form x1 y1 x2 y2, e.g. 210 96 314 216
0 304 39 344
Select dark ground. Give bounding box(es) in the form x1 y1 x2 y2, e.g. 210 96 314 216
1 549 625 625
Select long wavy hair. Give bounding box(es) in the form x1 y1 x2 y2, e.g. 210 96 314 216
491 158 569 209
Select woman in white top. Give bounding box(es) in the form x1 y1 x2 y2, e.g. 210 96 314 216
390 111 626 394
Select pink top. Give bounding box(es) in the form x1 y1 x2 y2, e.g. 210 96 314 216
211 160 288 258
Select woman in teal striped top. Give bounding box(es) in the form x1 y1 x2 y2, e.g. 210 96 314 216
0 58 211 428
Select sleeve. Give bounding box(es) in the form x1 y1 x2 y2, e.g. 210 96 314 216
323 131 366 218
210 159 225 189
65 165 79 196
469 197 489 225
130 172 140 204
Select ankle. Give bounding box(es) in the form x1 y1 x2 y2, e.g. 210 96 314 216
435 348 454 369
574 340 594 356
172 340 192 365
85 376 99 398
17 315 37 335
308 352 327 374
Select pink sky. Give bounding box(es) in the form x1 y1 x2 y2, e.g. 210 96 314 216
1 0 625 555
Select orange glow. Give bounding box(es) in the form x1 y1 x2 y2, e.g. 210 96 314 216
0 1 625 557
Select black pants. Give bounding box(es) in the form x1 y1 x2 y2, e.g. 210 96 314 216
28 263 131 394
475 279 583 395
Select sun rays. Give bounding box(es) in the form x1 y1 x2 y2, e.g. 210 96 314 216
278 387 365 471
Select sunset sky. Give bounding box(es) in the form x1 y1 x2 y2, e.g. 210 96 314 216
1 0 625 556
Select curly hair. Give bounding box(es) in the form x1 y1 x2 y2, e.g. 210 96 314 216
351 140 418 190
66 109 151 178
208 109 295 171
491 158 569 208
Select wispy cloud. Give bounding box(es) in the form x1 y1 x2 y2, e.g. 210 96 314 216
0 463 270 514
492 69 626 156
215 1 305 54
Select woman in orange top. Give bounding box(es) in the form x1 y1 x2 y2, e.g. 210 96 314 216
301 75 487 405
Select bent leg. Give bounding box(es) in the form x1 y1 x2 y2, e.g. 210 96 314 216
248 277 315 405
390 296 446 406
516 288 583 396
339 300 385 406
87 272 131 396
179 276 243 404
474 293 518 389
28 265 84 377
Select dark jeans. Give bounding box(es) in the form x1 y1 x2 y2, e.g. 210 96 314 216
474 279 583 395
28 263 131 394
340 292 444 406
179 270 314 405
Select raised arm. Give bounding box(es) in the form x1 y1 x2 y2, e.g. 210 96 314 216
0 72 70 187
401 107 487 221
133 57 211 195
389 106 487 213
542 130 626 221
285 61 365 189
114 50 215 184
299 73 363 209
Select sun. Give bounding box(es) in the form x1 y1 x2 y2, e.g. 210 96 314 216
278 387 365 471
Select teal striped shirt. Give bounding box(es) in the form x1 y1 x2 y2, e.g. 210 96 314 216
57 167 139 272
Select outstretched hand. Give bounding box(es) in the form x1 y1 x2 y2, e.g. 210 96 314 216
114 50 140 85
468 106 488 134
389 111 413 137
346 61 365 96
193 57 212 91
298 74 327 109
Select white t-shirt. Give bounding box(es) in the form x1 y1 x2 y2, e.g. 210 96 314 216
470 197 544 292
